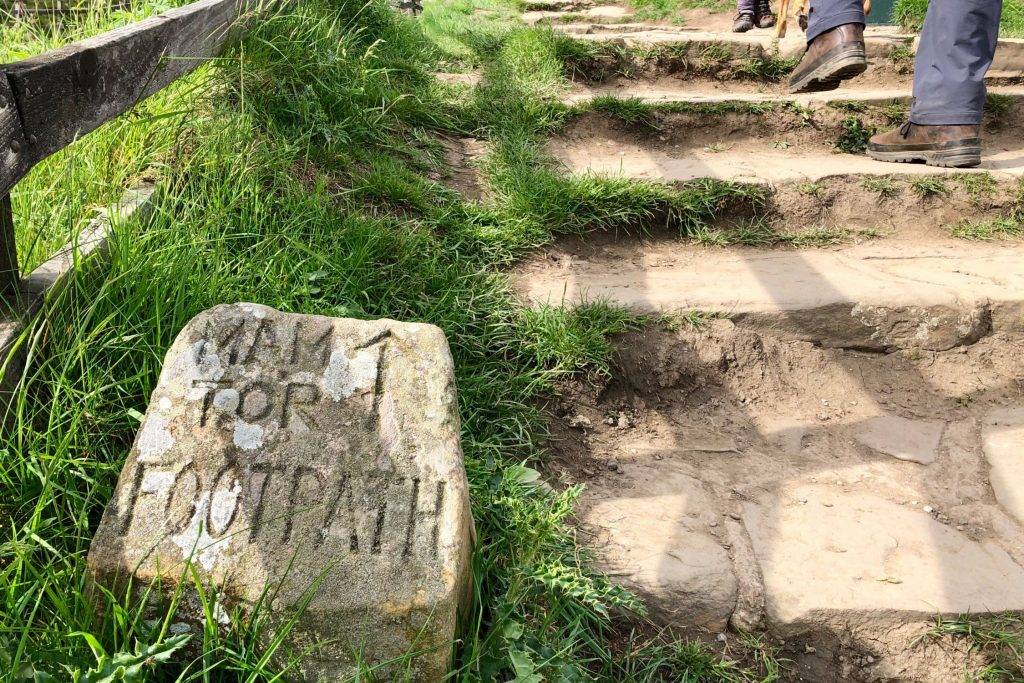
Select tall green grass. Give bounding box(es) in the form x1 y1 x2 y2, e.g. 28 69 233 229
2 0 200 271
1 0 781 679
894 0 1024 38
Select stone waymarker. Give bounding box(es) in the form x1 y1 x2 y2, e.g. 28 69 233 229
87 303 474 681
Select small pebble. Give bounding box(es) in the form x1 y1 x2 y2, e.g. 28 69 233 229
923 506 934 513
607 460 619 472
717 633 728 643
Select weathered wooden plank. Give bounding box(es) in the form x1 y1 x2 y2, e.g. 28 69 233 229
0 195 19 294
1 0 251 189
0 73 31 199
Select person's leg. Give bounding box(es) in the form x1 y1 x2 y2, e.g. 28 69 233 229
806 0 864 43
911 0 1002 125
734 0 756 32
755 0 777 28
788 0 867 92
867 0 1001 168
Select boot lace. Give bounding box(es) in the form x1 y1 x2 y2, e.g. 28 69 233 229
898 121 913 138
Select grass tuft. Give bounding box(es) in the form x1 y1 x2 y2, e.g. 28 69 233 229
835 115 875 154
911 175 950 199
0 0 794 678
895 0 1024 38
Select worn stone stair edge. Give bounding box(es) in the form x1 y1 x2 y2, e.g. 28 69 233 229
557 25 1024 77
514 242 1024 352
0 182 159 405
561 85 1024 108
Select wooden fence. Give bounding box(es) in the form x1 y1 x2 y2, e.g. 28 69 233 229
0 0 254 296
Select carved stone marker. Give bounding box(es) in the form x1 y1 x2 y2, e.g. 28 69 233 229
87 303 474 681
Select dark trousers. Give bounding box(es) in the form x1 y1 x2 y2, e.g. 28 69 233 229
807 0 1003 125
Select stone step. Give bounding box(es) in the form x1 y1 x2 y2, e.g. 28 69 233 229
558 25 1024 82
549 88 1024 183
522 0 595 11
523 5 633 26
564 81 1024 107
551 141 1024 184
515 238 1024 351
550 311 1024 679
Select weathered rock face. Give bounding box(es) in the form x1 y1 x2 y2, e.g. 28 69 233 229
87 303 474 681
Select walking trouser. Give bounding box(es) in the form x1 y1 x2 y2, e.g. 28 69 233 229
807 0 1002 125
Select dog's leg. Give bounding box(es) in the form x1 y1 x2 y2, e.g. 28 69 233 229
864 0 872 16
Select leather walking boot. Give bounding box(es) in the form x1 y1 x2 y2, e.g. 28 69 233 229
867 122 982 168
733 12 755 32
788 23 867 93
755 0 776 28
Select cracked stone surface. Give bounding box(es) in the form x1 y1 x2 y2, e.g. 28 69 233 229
853 416 944 465
742 484 1024 628
983 407 1024 526
546 318 1024 679
576 465 737 630
87 304 474 681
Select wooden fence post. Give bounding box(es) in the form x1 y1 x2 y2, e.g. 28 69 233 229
0 195 17 296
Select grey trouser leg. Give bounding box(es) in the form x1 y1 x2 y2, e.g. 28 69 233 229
911 0 1003 125
736 0 755 14
807 0 864 43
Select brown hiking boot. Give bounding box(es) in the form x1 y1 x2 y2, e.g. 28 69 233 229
733 12 755 32
787 24 867 94
754 0 776 28
867 122 982 168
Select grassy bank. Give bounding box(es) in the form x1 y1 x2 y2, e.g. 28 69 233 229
2 1 198 271
1 0 779 680
894 0 1024 38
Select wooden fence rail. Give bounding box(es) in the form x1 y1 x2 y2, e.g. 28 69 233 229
0 0 254 295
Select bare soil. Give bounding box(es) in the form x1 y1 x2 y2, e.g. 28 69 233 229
544 320 1024 681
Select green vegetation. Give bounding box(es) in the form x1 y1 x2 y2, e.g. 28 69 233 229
2 0 197 270
923 614 1024 679
880 100 910 126
691 220 879 247
657 309 723 331
955 172 998 204
986 93 1017 125
0 0 787 679
627 0 731 24
894 0 1024 38
835 115 876 154
911 175 950 198
557 38 798 84
951 177 1024 240
861 175 900 200
951 218 1024 240
888 43 914 74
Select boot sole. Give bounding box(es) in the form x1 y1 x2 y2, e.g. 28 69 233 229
866 146 983 168
788 52 867 94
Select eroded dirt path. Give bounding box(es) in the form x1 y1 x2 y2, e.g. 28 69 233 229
547 321 1024 680
507 1 1024 679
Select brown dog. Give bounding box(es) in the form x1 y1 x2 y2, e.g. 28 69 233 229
776 0 872 38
